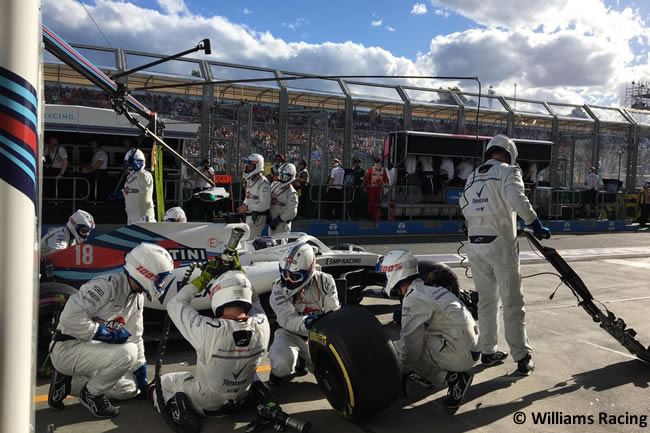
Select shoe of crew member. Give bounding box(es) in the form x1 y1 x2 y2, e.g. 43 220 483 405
79 384 120 418
516 353 535 376
48 369 72 411
444 371 474 411
481 350 508 366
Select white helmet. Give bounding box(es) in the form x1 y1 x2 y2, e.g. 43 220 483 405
377 249 419 298
125 148 146 172
243 153 264 181
66 209 95 243
123 243 174 302
278 162 297 185
207 270 253 316
484 134 518 165
163 207 187 222
278 242 316 297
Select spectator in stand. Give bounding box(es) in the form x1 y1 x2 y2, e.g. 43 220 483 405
326 158 345 220
639 182 650 229
294 160 310 218
451 158 474 187
191 159 215 222
80 140 108 200
44 136 69 199
214 151 227 172
583 167 602 219
363 157 389 221
270 153 284 182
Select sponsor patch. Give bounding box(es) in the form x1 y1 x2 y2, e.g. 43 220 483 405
233 330 252 347
309 331 327 346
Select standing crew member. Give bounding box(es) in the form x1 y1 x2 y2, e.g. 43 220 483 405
460 134 551 376
271 153 285 182
153 249 271 433
40 209 95 260
47 243 174 418
268 243 340 385
123 148 155 224
294 159 310 218
238 153 271 239
363 157 389 220
269 163 298 236
380 250 478 411
326 158 345 220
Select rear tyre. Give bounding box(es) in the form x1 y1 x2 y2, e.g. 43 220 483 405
309 306 401 421
38 282 77 377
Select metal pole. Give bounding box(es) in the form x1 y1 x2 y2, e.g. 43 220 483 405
0 1 40 431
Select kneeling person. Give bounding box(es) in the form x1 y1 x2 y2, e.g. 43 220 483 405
269 242 340 384
155 263 271 433
380 249 478 411
48 243 174 418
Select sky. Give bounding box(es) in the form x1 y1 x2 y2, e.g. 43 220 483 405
41 0 650 107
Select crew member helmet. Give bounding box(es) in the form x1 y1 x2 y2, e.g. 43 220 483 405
123 243 174 302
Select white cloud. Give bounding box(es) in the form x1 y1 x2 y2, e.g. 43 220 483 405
434 8 449 18
371 19 383 27
243 8 252 15
386 26 396 32
156 0 188 16
283 17 308 31
411 3 427 15
40 0 650 106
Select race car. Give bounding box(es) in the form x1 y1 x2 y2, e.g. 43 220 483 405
38 222 384 373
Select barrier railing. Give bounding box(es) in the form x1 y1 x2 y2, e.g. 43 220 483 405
43 176 91 213
308 183 356 221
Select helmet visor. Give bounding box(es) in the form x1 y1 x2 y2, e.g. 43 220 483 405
281 268 306 284
77 225 91 240
153 270 172 295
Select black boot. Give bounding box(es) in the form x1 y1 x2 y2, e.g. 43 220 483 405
444 371 473 411
47 369 71 411
79 384 119 418
164 392 201 433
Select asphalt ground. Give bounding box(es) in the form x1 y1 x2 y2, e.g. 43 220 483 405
35 234 650 433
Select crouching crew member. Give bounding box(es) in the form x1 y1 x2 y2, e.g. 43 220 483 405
238 153 271 239
40 209 95 260
380 249 478 411
268 243 340 384
269 163 299 236
152 250 271 433
47 243 174 418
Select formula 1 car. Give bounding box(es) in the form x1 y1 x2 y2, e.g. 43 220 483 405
38 222 384 373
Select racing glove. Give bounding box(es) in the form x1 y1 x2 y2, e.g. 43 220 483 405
268 216 282 231
527 218 551 240
304 311 324 330
92 324 131 344
133 364 148 396
191 249 242 291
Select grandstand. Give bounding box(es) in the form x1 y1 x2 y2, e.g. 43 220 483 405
42 42 650 224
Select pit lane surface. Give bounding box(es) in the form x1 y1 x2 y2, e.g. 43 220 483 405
36 233 650 433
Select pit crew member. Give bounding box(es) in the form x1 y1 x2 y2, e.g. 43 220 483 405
238 153 271 239
269 163 299 236
40 209 95 260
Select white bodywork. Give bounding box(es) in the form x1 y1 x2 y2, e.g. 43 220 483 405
140 223 380 311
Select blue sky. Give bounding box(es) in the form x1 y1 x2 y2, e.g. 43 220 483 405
42 0 650 106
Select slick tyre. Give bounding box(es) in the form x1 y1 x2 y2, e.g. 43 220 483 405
309 306 401 421
38 282 77 377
